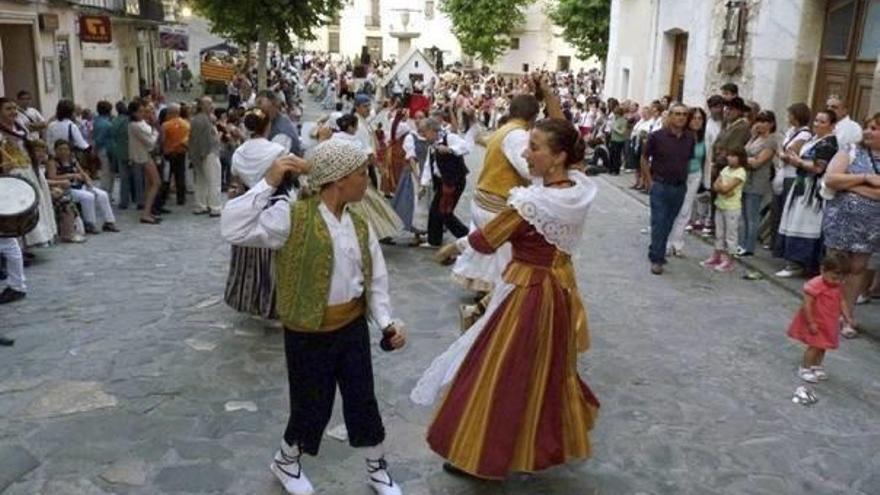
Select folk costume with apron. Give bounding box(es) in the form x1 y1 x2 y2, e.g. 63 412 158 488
220 140 403 495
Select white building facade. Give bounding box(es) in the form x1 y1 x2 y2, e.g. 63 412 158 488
605 0 879 122
299 0 597 75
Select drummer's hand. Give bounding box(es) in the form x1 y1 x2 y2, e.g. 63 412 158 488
59 179 71 189
265 155 310 187
434 242 460 264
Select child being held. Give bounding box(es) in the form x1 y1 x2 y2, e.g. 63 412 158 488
787 253 853 383
701 147 747 272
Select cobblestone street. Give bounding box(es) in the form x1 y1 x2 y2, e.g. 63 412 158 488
2 143 880 495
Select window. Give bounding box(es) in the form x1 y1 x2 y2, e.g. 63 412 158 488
822 0 856 56
510 37 520 50
425 1 435 20
557 55 571 71
329 12 340 26
522 63 529 73
329 32 340 53
859 0 880 59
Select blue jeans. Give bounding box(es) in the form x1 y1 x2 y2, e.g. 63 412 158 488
649 181 687 264
118 159 144 208
739 192 763 253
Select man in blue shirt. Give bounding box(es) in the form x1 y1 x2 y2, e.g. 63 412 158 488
92 101 115 200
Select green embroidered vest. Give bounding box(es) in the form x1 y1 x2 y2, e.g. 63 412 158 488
275 196 373 331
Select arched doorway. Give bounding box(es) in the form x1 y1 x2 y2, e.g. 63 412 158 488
814 0 879 121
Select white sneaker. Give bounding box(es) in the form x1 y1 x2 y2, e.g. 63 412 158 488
366 457 402 495
810 366 828 381
271 444 314 495
798 367 818 384
775 266 804 278
856 294 870 305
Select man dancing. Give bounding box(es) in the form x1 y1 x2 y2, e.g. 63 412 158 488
452 77 562 328
221 140 406 495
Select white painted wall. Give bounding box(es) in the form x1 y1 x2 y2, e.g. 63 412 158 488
604 0 654 102
300 0 595 73
605 0 843 119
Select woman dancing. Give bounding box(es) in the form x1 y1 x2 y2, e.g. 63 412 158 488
413 119 599 480
224 109 288 319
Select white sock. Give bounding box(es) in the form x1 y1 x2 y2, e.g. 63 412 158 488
361 443 385 462
279 440 303 460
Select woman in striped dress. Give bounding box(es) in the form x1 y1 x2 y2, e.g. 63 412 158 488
413 119 599 480
224 109 287 319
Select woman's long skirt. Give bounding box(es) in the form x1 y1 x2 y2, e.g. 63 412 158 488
425 277 599 480
224 245 277 319
350 187 404 240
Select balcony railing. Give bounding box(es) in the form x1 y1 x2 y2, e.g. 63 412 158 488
365 15 381 28
69 0 130 12
68 0 166 21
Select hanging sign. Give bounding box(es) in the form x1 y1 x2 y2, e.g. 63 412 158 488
80 16 112 43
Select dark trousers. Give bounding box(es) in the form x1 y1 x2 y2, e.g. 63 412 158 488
283 317 385 455
368 164 379 189
648 180 687 264
428 176 469 246
165 153 187 205
608 140 626 174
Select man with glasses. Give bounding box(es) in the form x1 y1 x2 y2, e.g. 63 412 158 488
826 95 862 149
644 103 695 275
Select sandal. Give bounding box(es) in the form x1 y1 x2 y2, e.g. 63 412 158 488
841 323 858 339
140 216 162 225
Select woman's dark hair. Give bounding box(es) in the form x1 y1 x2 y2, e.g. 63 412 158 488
755 110 777 132
127 100 144 122
687 107 707 142
115 100 128 116
53 139 71 150
816 108 838 126
787 103 812 127
821 251 850 274
650 100 665 114
726 147 748 166
0 97 12 109
534 118 586 167
336 113 358 133
243 109 272 135
96 101 113 117
56 99 75 121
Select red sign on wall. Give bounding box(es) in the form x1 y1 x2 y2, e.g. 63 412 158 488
80 16 112 43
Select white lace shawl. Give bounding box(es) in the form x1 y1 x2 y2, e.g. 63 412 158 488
507 171 597 254
231 138 287 187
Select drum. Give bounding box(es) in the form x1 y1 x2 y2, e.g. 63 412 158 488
0 176 39 238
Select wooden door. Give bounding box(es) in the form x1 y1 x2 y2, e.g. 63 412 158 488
814 0 879 122
366 36 383 63
670 33 688 102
